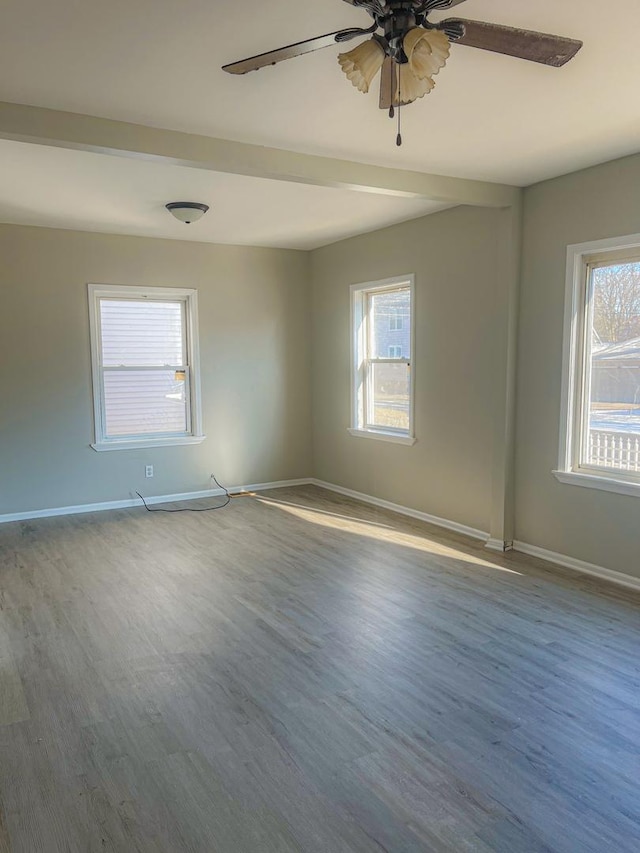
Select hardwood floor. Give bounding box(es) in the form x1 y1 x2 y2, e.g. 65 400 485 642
0 485 638 852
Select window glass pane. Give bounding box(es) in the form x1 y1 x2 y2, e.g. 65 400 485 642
100 300 184 366
103 369 187 437
368 362 410 431
369 288 410 359
585 261 640 472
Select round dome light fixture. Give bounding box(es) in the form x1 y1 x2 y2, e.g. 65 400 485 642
165 202 209 224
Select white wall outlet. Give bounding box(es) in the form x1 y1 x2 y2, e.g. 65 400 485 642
145 465 154 478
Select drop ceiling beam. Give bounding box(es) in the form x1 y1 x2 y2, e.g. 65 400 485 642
0 102 520 208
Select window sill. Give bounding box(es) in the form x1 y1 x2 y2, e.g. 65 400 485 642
348 428 416 446
91 435 206 452
553 469 640 498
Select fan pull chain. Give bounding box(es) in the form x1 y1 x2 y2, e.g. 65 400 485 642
396 69 402 146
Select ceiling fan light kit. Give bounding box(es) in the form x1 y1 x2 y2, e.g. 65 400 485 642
338 27 448 101
338 38 385 93
396 60 433 104
404 27 450 80
223 0 583 147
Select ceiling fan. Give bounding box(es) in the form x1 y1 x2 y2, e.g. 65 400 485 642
222 0 583 145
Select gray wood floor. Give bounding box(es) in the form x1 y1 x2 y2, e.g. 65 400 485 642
0 485 639 852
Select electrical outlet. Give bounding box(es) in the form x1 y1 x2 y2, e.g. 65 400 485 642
145 465 154 478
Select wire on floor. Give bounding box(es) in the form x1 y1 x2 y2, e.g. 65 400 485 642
136 474 231 513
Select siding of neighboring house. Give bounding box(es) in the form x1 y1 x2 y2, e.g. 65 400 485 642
372 289 411 359
592 338 640 404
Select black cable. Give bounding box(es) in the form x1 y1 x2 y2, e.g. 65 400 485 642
136 474 231 513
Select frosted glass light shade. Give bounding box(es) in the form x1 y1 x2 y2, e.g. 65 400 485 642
403 28 450 81
338 38 385 93
165 202 209 224
394 63 435 105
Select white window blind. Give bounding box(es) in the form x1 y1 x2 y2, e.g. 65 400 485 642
88 285 204 451
100 300 188 438
100 300 184 367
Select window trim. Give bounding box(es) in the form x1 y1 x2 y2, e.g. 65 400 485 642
349 275 416 445
555 234 640 495
88 283 205 452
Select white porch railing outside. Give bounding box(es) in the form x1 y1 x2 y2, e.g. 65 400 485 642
588 429 640 472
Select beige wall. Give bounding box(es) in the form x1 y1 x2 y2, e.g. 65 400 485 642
3 155 639 583
516 153 640 579
310 205 507 535
0 225 311 514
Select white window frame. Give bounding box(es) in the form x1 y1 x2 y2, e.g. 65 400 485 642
555 233 640 497
388 345 403 358
88 284 205 452
349 275 416 446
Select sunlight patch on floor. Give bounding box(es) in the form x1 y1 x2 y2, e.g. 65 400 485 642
257 496 522 575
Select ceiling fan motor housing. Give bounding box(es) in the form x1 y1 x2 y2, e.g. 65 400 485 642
368 0 463 64
378 4 418 62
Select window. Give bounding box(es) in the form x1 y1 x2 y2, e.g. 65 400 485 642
557 235 640 495
350 276 415 445
389 313 403 332
88 284 204 451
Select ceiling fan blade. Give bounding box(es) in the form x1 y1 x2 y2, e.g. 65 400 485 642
341 0 384 13
222 29 367 75
443 19 583 67
379 57 395 110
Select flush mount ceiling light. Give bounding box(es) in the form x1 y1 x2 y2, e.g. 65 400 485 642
223 0 583 147
165 202 210 224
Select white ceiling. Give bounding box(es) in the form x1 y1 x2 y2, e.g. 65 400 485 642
0 139 449 250
0 1 638 248
1 0 639 186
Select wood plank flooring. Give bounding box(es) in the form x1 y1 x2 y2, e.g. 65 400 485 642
0 484 638 852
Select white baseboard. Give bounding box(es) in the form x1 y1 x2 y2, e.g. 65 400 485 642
0 479 313 524
513 541 640 593
4 477 639 594
234 478 312 493
485 538 514 553
309 478 489 542
308 481 640 593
